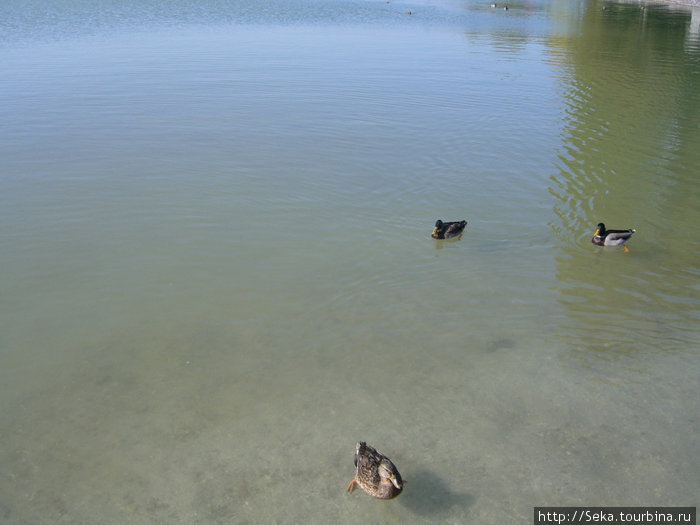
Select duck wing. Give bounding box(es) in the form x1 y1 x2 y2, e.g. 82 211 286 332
356 448 382 485
443 220 467 237
603 229 635 245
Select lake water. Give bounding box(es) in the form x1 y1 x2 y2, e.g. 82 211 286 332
1 0 698 523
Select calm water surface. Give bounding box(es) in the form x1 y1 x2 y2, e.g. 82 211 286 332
1 0 698 523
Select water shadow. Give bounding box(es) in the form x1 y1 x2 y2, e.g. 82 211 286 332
400 467 474 518
485 338 515 353
432 235 465 250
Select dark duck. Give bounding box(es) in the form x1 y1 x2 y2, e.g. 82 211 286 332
431 219 467 239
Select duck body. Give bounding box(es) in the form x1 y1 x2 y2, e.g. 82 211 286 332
591 222 636 246
347 442 403 499
432 219 467 239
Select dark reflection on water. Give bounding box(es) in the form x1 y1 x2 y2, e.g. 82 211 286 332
549 1 700 358
400 468 474 518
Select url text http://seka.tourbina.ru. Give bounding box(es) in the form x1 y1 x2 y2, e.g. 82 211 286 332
534 507 696 524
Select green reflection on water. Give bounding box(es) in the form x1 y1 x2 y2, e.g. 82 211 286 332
549 2 700 358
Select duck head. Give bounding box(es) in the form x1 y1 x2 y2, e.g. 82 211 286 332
594 222 606 236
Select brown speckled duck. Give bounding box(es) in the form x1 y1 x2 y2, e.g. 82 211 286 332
431 219 467 239
347 442 403 499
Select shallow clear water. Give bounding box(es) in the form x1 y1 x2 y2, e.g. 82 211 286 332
1 0 698 523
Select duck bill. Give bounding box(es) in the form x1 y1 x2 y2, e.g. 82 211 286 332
390 475 402 490
431 228 438 236
594 229 600 236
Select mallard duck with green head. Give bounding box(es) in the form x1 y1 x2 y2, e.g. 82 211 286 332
591 222 635 248
347 442 403 499
431 219 467 239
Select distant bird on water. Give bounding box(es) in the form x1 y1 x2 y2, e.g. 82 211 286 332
431 219 467 239
591 222 636 250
